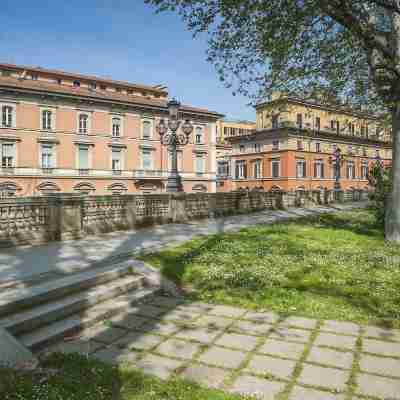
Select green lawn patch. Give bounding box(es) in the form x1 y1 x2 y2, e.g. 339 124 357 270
0 353 243 400
141 209 400 327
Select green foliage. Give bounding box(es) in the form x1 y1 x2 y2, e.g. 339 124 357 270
0 353 244 400
142 210 400 327
368 162 393 225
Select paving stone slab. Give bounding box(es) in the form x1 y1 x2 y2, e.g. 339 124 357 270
356 372 400 399
135 354 184 380
359 353 400 378
156 338 201 360
92 346 141 365
280 316 317 330
298 364 350 391
363 325 400 342
180 363 231 389
134 305 167 319
175 302 214 313
174 326 222 344
198 346 247 369
195 315 234 329
229 375 286 399
259 338 306 360
82 324 127 344
159 309 202 324
115 332 164 350
46 339 103 355
289 386 345 400
243 311 279 325
307 346 354 370
269 327 312 344
245 354 296 380
314 332 357 350
109 314 150 330
230 320 273 336
363 338 400 357
208 305 247 318
138 321 181 336
148 296 184 309
320 320 360 336
215 332 260 351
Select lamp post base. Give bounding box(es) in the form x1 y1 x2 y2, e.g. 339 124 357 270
166 174 183 193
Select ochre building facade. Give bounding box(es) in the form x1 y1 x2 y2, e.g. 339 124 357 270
0 63 222 197
217 95 392 192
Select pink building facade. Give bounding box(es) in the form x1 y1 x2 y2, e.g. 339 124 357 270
0 63 222 197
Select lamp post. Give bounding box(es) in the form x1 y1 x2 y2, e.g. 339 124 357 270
157 99 194 192
329 148 345 198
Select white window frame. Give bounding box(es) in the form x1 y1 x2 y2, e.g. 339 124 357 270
1 103 16 128
1 142 16 168
296 160 306 178
195 154 205 174
111 115 123 138
347 161 355 179
40 143 56 169
271 159 280 178
41 108 56 131
76 144 91 170
314 160 324 179
141 119 153 140
272 140 280 151
141 149 153 170
235 160 246 179
253 160 262 178
194 126 204 144
111 147 123 171
77 112 91 134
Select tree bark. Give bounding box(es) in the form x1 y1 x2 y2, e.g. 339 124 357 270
385 103 400 241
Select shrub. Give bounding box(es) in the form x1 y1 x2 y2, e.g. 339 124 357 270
368 162 392 226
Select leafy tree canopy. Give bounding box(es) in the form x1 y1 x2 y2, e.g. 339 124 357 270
146 0 400 113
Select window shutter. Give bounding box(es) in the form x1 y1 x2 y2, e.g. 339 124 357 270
244 163 247 178
321 163 324 179
314 163 317 178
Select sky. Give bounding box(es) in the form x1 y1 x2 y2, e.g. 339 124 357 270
0 0 255 121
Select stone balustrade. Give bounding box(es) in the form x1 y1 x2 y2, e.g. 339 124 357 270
0 189 368 248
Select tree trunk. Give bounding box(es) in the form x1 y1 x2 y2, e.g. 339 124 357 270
385 103 400 242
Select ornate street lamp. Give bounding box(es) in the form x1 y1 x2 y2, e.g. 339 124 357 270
329 147 345 193
157 99 193 192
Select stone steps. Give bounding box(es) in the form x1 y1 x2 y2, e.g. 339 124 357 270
0 274 146 336
0 262 136 318
0 261 162 354
19 287 157 351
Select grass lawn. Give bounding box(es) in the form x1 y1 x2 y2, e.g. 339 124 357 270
1 353 243 400
141 209 400 328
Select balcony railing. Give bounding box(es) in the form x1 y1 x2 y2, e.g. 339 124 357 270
79 169 90 176
112 169 122 176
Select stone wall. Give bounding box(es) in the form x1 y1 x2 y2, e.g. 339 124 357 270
0 189 368 248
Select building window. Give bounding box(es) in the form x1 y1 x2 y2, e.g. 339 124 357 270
239 145 245 153
297 114 303 129
195 127 203 144
217 161 230 177
195 155 205 174
141 149 152 170
315 117 321 132
1 143 15 167
361 162 369 180
57 78 62 85
89 82 97 90
363 147 367 156
348 122 355 135
348 145 353 155
253 160 262 178
272 115 279 129
272 140 280 151
254 143 261 152
314 160 324 179
271 159 280 178
42 110 52 130
112 117 121 137
235 160 246 179
332 144 337 153
100 85 107 90
41 144 54 168
111 148 122 171
31 74 38 81
296 160 307 178
347 161 355 179
142 120 152 139
375 149 380 159
315 142 321 153
78 114 89 134
297 140 304 151
78 145 89 170
73 80 80 88
2 105 13 127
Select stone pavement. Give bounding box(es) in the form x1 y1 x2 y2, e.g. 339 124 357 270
45 295 400 400
0 202 364 285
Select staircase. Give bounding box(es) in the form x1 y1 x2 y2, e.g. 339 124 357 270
0 262 161 352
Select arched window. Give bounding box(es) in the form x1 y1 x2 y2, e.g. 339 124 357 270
107 183 128 195
73 182 95 195
78 114 89 134
42 110 52 130
2 105 13 127
0 182 21 198
112 117 121 137
36 182 60 195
